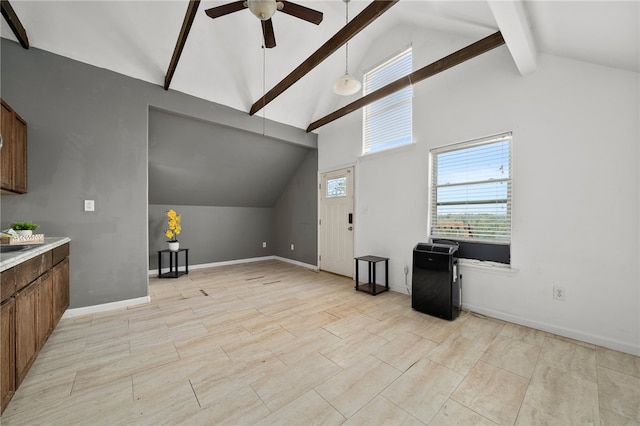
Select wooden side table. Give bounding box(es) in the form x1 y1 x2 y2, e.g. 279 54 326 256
354 255 389 295
157 248 189 278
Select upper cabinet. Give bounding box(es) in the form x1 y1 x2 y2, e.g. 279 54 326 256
1 100 27 194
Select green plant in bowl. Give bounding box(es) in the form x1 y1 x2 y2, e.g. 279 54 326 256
10 222 40 231
10 222 40 237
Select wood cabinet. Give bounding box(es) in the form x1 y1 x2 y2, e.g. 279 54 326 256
36 272 54 351
14 281 37 387
53 258 70 324
16 252 52 292
1 101 13 189
0 99 27 194
0 242 69 413
0 267 16 303
0 298 15 412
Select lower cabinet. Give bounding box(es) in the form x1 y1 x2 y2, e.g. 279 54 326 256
0 299 15 412
36 271 54 352
0 243 69 414
15 281 38 388
53 258 69 324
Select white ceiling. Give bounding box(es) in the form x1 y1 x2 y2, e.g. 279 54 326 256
1 1 638 131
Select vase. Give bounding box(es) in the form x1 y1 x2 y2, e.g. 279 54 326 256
168 241 180 251
16 230 33 237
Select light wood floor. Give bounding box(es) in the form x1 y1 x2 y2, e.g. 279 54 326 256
2 260 639 425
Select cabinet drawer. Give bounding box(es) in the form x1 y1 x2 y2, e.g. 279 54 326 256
52 243 69 266
15 252 52 292
0 268 16 303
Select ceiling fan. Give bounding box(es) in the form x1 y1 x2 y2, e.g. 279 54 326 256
205 0 323 48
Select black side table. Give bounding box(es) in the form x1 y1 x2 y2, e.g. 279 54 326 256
354 255 389 295
157 248 189 278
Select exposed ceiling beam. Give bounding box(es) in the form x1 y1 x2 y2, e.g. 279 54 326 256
249 0 399 117
1 0 29 49
488 0 536 75
307 31 505 133
164 0 200 90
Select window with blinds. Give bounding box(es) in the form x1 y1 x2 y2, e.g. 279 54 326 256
363 47 412 154
431 133 512 245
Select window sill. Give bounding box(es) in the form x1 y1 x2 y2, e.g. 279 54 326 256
459 259 519 275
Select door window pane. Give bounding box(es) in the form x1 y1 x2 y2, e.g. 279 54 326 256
326 176 347 198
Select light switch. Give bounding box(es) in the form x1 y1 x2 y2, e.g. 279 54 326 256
84 199 95 212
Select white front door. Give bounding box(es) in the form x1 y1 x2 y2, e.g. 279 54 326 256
319 167 354 277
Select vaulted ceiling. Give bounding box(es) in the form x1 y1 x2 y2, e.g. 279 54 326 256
1 1 638 132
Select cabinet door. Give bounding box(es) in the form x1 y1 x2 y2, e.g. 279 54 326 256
52 257 69 325
1 101 13 190
15 282 37 387
12 114 27 193
1 298 15 414
36 272 53 351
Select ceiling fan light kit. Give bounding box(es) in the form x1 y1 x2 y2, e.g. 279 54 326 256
333 0 361 96
247 0 281 21
205 0 323 48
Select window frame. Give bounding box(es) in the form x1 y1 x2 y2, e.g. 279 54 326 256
430 132 513 264
362 46 413 155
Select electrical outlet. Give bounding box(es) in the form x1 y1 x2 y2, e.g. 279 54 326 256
553 285 566 301
84 199 95 212
290 244 295 251
262 242 267 248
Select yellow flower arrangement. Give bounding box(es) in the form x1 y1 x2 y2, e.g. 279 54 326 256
164 209 182 242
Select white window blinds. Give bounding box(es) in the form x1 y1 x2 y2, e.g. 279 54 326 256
431 133 512 243
363 47 412 154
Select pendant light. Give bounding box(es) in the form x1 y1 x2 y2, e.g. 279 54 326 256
332 0 361 96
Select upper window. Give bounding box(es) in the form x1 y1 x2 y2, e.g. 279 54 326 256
363 47 412 155
431 133 512 245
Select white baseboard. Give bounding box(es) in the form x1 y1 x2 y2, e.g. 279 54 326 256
463 303 640 356
149 255 318 276
273 256 318 271
62 296 150 318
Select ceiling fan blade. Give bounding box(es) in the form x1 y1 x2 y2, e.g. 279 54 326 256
278 1 323 25
261 18 276 48
205 1 247 19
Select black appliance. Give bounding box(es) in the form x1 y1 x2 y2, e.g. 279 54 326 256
411 241 461 320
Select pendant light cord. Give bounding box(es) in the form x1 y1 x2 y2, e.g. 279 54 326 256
262 44 266 136
344 0 349 75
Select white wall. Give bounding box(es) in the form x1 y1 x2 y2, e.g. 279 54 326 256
317 28 639 355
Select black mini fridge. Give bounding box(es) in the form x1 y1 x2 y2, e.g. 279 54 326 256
411 242 461 320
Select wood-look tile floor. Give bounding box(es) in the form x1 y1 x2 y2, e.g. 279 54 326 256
3 260 639 425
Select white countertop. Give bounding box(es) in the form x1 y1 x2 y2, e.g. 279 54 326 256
0 237 71 272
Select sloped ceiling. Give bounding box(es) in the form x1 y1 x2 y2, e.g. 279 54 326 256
1 1 638 132
148 108 312 207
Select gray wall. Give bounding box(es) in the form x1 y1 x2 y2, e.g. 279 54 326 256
1 39 317 308
273 150 318 265
149 204 274 268
148 150 318 269
149 108 312 207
